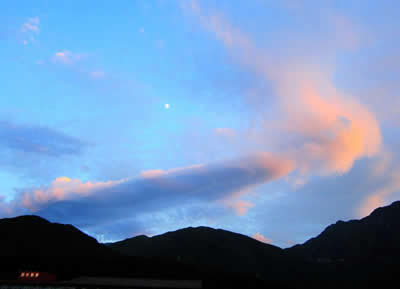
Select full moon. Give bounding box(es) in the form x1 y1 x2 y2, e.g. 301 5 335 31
164 103 170 109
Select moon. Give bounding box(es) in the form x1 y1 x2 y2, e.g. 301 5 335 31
164 103 170 109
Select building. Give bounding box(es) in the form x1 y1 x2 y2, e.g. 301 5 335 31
0 274 202 289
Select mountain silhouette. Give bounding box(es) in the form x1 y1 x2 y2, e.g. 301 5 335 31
108 226 290 276
107 226 302 288
2 200 400 287
0 215 200 281
285 200 400 263
0 215 111 257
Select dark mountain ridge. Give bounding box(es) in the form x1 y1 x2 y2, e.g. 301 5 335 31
0 215 200 281
0 214 111 257
108 225 289 277
285 201 400 262
2 201 400 287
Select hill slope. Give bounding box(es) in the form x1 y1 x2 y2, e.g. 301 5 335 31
0 215 200 281
108 226 297 279
0 215 112 257
285 200 400 263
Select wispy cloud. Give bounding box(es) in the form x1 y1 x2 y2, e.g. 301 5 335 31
215 128 236 138
17 177 125 212
1 152 294 235
0 120 88 183
52 50 86 65
89 70 106 79
0 120 87 157
357 154 400 217
252 232 273 244
186 1 382 177
21 17 40 45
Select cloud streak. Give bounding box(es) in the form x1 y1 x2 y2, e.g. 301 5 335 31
1 152 294 235
52 50 86 65
0 120 87 157
186 0 382 177
21 17 40 45
252 232 273 244
357 154 400 217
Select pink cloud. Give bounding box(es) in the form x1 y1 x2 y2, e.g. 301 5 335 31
215 128 236 138
20 17 40 44
187 1 382 177
89 70 106 79
140 169 166 179
333 14 362 51
216 152 295 215
52 50 85 65
18 177 125 211
252 232 273 244
21 17 40 33
226 200 254 216
278 69 381 174
357 167 400 217
357 194 384 218
139 164 206 179
4 152 293 217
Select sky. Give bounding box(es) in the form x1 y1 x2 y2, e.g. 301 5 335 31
1 0 400 248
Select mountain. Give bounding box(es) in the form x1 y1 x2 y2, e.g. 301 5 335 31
285 200 400 263
3 200 400 287
107 201 400 286
0 215 111 257
0 215 198 281
108 226 299 280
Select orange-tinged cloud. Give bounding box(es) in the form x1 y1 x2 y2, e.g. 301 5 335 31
52 50 85 65
187 1 382 176
252 232 273 244
215 128 236 138
357 194 384 218
279 72 381 174
225 200 254 216
140 170 166 178
217 152 295 215
357 167 400 217
19 177 124 211
139 164 206 179
9 152 293 217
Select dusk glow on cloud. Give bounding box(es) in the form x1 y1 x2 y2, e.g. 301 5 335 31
253 232 273 244
1 0 399 246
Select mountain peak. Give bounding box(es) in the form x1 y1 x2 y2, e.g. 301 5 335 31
0 214 50 224
0 215 113 257
285 199 400 261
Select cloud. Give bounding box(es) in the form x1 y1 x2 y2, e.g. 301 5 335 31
0 120 87 157
225 200 254 216
0 119 88 183
215 128 236 138
21 17 40 44
52 50 86 65
1 152 294 235
89 70 106 79
17 177 125 212
21 17 40 33
357 159 400 217
186 1 382 177
46 50 112 85
279 69 381 174
180 2 395 246
333 14 362 51
252 232 273 244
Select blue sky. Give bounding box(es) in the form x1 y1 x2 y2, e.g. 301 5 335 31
1 0 400 247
